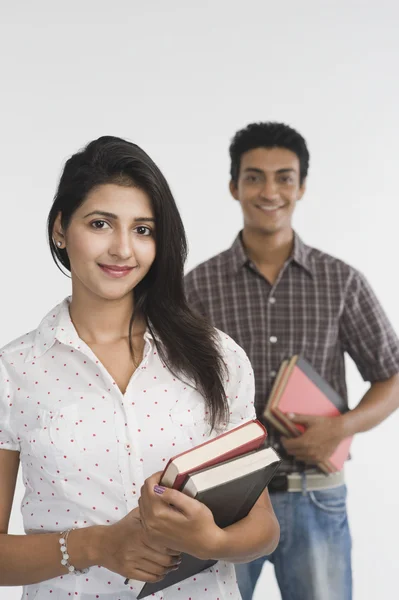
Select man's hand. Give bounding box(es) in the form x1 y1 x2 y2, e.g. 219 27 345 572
281 413 347 463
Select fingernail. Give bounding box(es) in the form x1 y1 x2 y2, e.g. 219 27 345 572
154 485 166 495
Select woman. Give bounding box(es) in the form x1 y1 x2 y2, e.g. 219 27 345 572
0 136 279 599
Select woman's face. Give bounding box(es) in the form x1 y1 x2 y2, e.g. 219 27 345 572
53 183 156 303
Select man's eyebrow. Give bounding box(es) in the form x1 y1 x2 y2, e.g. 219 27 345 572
275 168 297 174
83 210 155 222
243 167 297 174
243 167 264 174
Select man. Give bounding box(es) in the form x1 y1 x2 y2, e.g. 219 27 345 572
184 122 399 600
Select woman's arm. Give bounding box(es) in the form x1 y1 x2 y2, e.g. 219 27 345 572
138 473 280 563
0 450 180 586
0 449 100 585
208 490 280 563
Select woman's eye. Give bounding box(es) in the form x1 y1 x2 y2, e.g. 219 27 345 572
91 220 110 229
135 226 152 236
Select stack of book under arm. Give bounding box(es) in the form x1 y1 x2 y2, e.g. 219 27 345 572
135 419 281 598
263 355 353 474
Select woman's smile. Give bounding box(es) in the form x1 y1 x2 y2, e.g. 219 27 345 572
98 263 136 278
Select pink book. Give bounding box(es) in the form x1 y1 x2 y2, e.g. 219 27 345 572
267 356 353 473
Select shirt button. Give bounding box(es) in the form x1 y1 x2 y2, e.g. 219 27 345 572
270 370 277 377
269 297 276 304
269 336 278 344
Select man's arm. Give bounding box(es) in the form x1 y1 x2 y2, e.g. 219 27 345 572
282 375 399 463
340 374 399 435
283 269 399 464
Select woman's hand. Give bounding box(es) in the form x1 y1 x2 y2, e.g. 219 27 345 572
138 472 224 560
96 507 182 583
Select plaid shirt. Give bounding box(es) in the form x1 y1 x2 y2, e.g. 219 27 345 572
185 232 399 472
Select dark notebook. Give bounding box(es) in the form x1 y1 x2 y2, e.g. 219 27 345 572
137 446 281 598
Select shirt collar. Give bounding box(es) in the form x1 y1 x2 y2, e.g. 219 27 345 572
229 233 250 273
25 296 156 363
291 232 314 277
228 231 314 277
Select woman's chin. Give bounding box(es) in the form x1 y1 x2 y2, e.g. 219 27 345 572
88 284 135 303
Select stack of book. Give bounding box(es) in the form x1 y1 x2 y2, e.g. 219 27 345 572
263 355 353 474
136 419 281 598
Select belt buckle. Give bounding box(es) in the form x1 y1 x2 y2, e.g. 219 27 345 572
269 474 288 493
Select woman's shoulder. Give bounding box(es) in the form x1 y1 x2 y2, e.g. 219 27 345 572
213 328 252 370
0 298 68 368
0 330 36 364
213 329 256 422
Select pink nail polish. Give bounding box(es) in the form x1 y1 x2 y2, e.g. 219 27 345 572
154 485 166 495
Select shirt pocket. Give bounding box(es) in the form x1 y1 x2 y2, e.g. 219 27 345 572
168 395 209 447
25 404 83 478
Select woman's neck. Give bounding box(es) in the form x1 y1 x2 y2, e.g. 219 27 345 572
68 290 145 345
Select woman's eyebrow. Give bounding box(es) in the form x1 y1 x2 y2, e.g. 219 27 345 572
83 210 155 222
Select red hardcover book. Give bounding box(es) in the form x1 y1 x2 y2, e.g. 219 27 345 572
160 419 267 489
265 356 353 473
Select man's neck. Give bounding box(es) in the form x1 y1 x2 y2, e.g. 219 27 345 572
241 227 295 284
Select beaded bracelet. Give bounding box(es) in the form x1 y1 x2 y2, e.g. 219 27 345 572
59 529 89 575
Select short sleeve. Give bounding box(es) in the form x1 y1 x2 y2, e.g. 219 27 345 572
339 270 399 382
0 358 19 451
217 331 257 429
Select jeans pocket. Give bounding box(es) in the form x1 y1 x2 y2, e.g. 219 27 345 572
309 484 347 513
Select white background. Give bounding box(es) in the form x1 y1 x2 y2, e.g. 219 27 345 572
1 1 398 598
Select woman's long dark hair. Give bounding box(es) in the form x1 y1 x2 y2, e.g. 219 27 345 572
47 136 228 429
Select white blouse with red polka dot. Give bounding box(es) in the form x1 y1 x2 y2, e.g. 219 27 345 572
0 297 256 599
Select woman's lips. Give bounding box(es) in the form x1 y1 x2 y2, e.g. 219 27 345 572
98 264 135 278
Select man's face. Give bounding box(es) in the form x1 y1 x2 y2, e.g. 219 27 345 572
230 147 306 236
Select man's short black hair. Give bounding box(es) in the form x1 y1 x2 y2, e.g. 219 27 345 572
229 122 310 185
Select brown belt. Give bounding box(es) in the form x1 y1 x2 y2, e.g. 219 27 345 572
269 469 345 493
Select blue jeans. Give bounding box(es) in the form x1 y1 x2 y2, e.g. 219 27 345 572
235 484 352 600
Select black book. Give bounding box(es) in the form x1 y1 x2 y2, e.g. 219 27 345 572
137 446 281 598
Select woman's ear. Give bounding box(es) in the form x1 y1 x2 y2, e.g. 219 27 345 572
52 212 66 248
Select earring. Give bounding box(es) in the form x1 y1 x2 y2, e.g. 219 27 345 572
57 241 62 248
